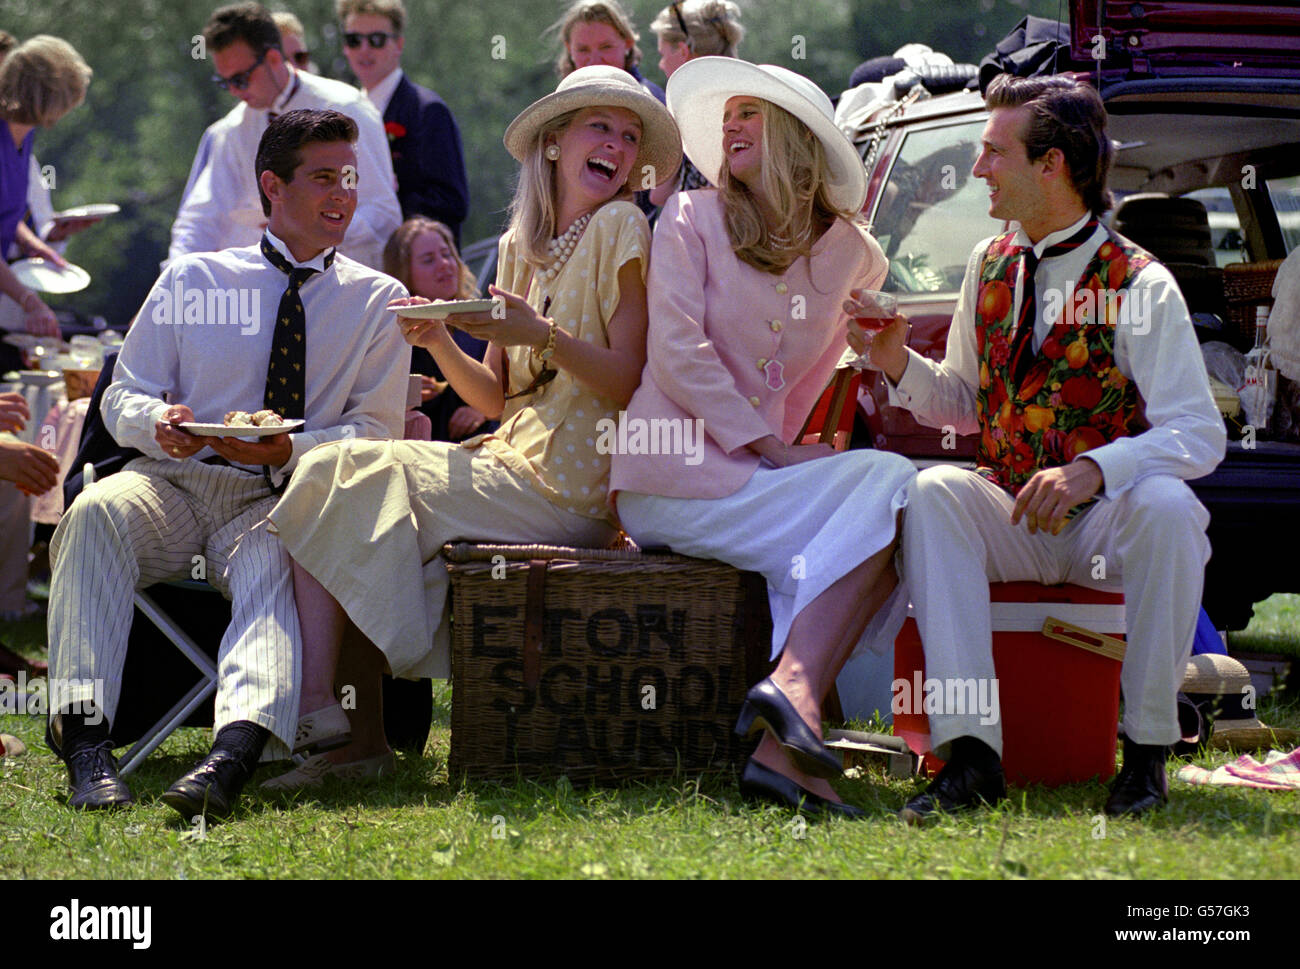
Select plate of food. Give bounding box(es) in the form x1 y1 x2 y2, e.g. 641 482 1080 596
179 410 304 438
52 203 120 222
390 298 499 320
9 257 91 294
3 333 69 352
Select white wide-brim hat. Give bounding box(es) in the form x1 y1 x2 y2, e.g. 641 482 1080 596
504 65 682 187
667 57 868 212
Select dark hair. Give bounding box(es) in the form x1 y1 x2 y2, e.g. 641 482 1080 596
203 2 282 56
984 74 1113 216
255 108 358 215
0 31 18 58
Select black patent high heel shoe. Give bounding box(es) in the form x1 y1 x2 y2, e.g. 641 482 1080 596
739 758 865 819
734 678 842 779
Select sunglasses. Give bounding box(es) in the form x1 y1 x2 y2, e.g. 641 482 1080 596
212 48 268 91
343 31 399 49
670 1 694 53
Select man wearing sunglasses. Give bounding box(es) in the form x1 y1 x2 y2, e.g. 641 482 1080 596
170 2 400 270
338 0 469 244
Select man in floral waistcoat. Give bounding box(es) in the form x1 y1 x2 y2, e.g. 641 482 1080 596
854 74 1226 821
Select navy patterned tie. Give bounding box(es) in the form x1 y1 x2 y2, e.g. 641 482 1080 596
260 235 333 420
1008 219 1099 384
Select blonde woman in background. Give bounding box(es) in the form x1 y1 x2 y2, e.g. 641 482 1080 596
553 0 665 103
647 1 744 206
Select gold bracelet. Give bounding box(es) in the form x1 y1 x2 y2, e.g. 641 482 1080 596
538 318 558 363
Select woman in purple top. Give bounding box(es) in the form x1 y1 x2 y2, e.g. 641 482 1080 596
0 35 92 337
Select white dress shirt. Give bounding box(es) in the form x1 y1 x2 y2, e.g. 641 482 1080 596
364 67 403 117
106 229 410 476
169 67 402 270
889 214 1226 497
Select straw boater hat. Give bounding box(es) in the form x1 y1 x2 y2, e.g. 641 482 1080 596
666 56 868 212
1180 653 1299 751
503 65 682 187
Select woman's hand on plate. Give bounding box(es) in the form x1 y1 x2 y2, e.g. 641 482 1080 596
444 286 548 350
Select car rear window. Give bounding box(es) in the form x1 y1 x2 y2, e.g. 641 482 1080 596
868 119 987 295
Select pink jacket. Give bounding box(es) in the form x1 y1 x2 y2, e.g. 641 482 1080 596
610 190 887 501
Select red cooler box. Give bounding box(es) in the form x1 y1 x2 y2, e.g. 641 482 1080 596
893 582 1126 786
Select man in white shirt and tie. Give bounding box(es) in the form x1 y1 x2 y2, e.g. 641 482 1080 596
170 2 400 269
47 109 409 821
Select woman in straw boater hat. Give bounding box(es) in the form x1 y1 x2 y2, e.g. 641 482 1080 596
610 58 916 816
264 66 681 788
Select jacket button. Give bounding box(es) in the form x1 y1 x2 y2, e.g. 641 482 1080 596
748 396 761 407
770 320 783 332
757 357 767 370
775 283 788 294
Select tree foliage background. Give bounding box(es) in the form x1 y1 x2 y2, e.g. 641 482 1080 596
2 0 1063 323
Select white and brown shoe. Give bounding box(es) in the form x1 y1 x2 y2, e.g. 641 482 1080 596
261 751 396 791
291 703 352 756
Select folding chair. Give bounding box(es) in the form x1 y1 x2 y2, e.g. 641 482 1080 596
74 462 221 775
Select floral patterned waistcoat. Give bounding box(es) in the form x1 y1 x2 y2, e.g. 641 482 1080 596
974 229 1151 504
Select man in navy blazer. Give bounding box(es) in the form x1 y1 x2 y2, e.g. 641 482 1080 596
339 0 469 242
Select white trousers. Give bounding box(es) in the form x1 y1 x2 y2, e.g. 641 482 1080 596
902 466 1210 758
48 457 300 758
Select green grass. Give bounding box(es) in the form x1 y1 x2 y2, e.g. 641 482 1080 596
1231 594 1300 661
3 600 1300 880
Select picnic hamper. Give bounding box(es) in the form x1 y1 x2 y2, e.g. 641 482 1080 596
444 542 773 782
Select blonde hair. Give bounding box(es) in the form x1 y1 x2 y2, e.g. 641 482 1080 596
718 100 861 274
553 0 641 77
383 218 478 299
0 35 92 126
504 108 635 270
272 11 306 41
336 0 405 33
650 1 744 57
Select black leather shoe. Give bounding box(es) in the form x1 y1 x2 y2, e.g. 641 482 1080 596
738 758 866 819
735 678 842 779
899 745 1006 825
64 741 133 810
1105 738 1169 818
161 751 253 822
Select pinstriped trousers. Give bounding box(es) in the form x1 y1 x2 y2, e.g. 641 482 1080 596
48 457 299 759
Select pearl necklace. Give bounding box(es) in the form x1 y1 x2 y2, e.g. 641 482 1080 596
543 212 592 281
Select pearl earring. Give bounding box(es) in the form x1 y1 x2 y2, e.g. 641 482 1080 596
545 144 561 161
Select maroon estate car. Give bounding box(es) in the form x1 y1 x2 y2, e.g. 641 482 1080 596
851 1 1300 630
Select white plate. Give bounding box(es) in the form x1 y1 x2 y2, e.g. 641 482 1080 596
52 203 120 221
15 370 64 387
178 419 305 438
391 298 499 320
3 334 69 352
10 258 91 294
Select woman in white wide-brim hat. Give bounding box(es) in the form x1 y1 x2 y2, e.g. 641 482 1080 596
610 57 916 817
263 66 682 788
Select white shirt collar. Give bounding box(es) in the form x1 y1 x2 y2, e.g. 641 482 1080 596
365 67 403 116
271 66 301 115
264 228 332 272
1014 211 1097 258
